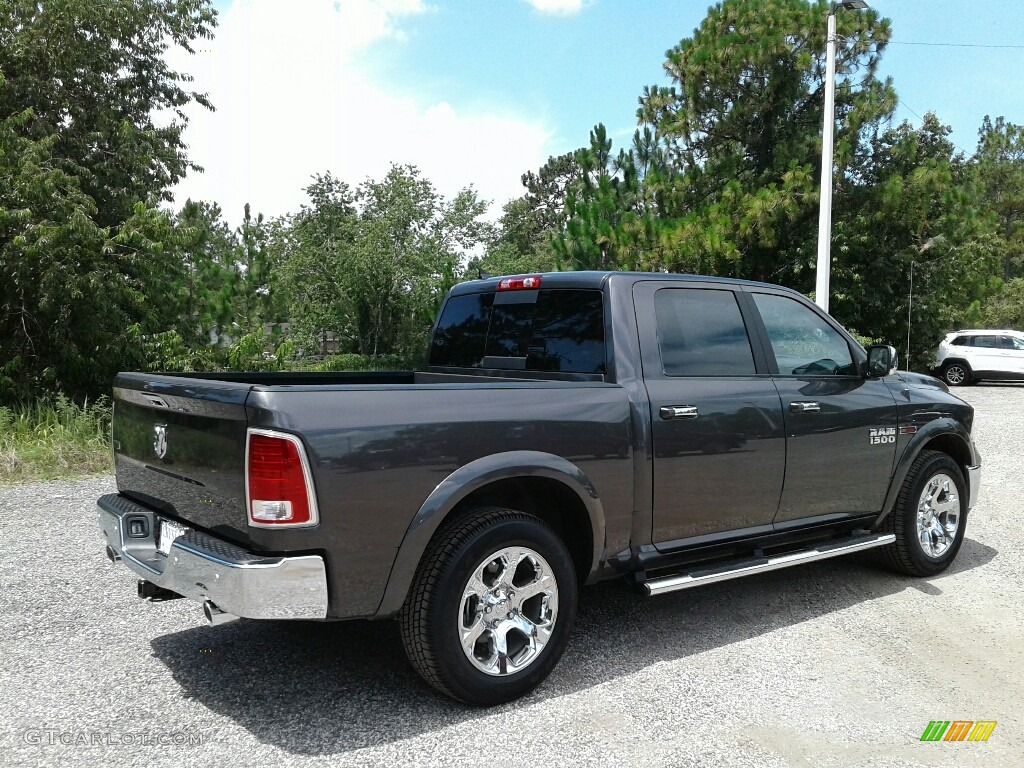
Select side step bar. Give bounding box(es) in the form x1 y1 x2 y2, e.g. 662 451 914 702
643 533 895 597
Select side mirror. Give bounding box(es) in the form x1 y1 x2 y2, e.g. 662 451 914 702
866 344 898 378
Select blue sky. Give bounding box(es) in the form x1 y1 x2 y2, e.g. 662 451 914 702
177 0 1024 223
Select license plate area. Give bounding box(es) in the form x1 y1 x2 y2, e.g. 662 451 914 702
157 518 190 556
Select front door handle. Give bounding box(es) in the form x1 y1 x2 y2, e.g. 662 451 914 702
790 401 821 413
660 405 699 420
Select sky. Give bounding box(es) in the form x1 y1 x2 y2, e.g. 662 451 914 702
167 0 1024 226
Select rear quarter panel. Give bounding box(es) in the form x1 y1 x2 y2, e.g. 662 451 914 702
245 382 633 618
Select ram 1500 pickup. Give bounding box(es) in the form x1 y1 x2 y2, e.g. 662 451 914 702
98 271 981 705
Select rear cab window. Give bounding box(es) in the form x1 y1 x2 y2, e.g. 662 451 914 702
429 288 606 375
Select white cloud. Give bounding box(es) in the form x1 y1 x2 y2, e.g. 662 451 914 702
166 0 552 225
522 0 584 16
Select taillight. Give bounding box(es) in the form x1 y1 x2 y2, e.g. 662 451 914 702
245 429 319 527
497 275 541 291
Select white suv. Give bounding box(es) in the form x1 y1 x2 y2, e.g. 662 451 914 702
935 329 1024 385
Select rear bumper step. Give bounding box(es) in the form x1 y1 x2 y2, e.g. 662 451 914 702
643 532 895 596
97 493 328 620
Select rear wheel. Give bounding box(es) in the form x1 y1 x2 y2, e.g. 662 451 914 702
942 362 970 386
882 451 967 576
399 507 577 706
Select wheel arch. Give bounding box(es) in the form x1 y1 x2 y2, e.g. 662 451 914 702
375 451 605 617
874 420 977 529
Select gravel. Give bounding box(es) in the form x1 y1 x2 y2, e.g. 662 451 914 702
1 383 1021 768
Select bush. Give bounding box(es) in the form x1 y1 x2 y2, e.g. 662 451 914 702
280 353 422 372
0 395 112 484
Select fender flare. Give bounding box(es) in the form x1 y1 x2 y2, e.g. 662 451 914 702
872 418 977 528
375 450 606 617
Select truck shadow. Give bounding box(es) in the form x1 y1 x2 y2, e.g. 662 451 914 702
149 536 996 755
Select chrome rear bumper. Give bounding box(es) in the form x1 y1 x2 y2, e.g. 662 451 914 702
97 494 328 620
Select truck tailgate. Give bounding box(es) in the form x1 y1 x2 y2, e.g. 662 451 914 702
112 373 253 544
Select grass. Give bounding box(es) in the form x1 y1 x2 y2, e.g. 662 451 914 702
0 395 112 484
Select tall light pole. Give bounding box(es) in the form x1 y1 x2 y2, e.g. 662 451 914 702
814 0 868 314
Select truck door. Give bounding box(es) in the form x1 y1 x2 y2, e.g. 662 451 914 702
745 289 899 523
633 281 786 547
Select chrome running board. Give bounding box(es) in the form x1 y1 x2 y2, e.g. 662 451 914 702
643 533 895 597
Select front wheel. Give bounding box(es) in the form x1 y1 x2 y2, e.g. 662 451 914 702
399 507 578 705
882 451 967 576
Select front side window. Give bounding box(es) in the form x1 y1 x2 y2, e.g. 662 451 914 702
752 293 856 376
654 288 756 376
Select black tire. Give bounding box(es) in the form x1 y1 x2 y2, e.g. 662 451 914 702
881 451 967 576
942 361 971 386
399 507 578 706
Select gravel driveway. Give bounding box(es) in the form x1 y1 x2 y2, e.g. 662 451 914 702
2 384 1021 768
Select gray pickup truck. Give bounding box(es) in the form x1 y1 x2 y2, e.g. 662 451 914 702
98 271 981 705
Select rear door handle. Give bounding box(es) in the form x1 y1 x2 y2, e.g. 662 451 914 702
660 405 699 420
790 401 821 413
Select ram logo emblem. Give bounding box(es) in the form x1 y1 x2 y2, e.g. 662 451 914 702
869 426 896 445
153 424 168 459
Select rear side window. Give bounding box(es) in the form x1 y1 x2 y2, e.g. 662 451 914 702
429 289 605 374
974 336 1001 349
654 289 755 376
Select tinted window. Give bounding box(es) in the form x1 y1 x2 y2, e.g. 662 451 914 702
654 289 755 376
429 289 605 373
951 336 968 346
525 290 605 373
753 293 855 376
428 292 494 367
974 336 1001 349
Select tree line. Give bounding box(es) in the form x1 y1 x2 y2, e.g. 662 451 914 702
2 0 1022 406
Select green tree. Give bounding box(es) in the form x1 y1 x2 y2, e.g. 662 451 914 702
974 115 1024 281
276 166 491 359
352 165 491 357
0 0 216 402
231 203 274 334
636 0 895 281
272 172 360 354
472 151 584 278
469 196 558 279
552 123 674 272
834 114 1001 368
173 199 237 344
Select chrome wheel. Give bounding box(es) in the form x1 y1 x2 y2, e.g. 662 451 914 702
915 472 960 558
458 546 558 676
943 364 967 386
